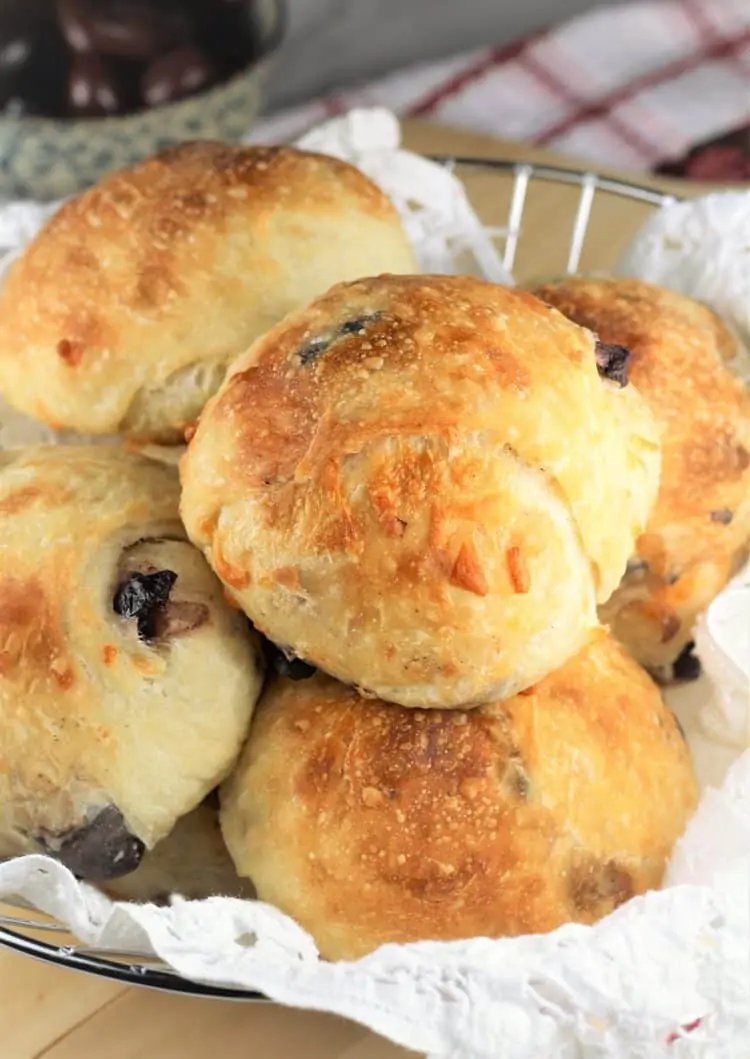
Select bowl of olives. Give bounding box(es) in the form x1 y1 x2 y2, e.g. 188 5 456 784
0 0 286 200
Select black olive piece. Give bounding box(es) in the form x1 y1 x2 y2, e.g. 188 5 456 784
672 641 702 682
113 568 177 641
264 641 317 681
298 312 383 367
38 805 145 880
710 509 734 525
594 341 631 387
337 315 381 336
274 652 317 681
298 335 330 366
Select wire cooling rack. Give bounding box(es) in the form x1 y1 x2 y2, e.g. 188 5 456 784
0 156 677 999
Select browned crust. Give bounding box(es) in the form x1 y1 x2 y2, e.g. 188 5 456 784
0 142 412 439
181 273 660 706
533 277 750 567
533 277 750 665
0 444 263 857
221 630 698 959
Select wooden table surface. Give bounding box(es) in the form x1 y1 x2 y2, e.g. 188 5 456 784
1 118 726 1059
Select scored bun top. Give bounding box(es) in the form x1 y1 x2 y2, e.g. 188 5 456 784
0 141 416 442
220 630 698 961
533 277 750 669
181 274 660 708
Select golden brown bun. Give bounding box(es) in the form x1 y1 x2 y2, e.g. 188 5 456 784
104 798 253 903
181 274 660 707
220 630 698 961
533 277 750 672
0 142 416 443
0 445 264 881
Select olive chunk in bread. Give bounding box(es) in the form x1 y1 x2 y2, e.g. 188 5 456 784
0 446 264 879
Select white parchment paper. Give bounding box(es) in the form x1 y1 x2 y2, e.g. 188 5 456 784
618 189 750 374
0 109 749 1059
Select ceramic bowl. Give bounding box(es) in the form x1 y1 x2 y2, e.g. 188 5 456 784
0 0 286 201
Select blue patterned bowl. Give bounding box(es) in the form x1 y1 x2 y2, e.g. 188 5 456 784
0 0 285 202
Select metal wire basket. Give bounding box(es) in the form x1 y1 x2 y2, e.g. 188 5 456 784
0 155 677 999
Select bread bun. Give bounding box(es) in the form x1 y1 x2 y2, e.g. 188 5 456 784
533 277 750 674
220 630 698 961
104 797 253 903
0 142 416 443
181 274 660 707
0 445 264 880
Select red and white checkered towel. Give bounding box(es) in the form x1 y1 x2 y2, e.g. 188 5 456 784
253 0 750 178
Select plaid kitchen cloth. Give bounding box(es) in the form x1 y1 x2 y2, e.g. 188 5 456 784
253 0 750 179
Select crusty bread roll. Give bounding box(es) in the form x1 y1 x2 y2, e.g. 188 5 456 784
104 797 253 903
181 274 660 707
0 446 264 881
220 630 698 961
0 142 416 443
533 277 750 676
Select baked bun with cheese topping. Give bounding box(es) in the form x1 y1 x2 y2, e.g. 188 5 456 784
0 445 264 882
0 141 416 443
220 630 698 961
181 274 660 708
533 277 750 677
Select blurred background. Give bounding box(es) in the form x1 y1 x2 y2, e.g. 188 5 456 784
0 0 746 199
261 0 750 179
264 0 623 109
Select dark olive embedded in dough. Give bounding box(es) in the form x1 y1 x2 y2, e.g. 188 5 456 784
594 340 631 387
672 641 702 682
38 804 145 880
569 855 634 914
337 314 382 336
113 568 177 640
710 508 734 525
275 653 317 681
265 641 316 681
298 313 383 366
298 335 330 367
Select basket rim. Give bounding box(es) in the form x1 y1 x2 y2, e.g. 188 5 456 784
431 154 678 206
0 920 264 1000
0 153 675 1000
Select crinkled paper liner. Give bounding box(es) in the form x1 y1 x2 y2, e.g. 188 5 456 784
0 110 749 1059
